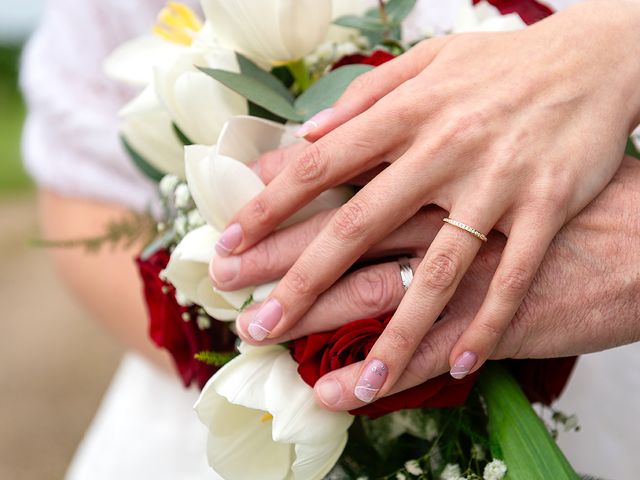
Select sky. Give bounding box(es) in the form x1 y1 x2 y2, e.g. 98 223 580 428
0 0 45 43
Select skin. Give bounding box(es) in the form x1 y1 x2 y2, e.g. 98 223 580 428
214 156 640 410
213 0 640 404
38 190 173 371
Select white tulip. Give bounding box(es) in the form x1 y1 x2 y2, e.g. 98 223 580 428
164 116 352 320
195 344 354 480
453 1 526 33
120 85 186 177
201 0 333 65
154 46 248 146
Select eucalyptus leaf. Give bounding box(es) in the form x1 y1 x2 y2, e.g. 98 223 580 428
121 135 164 182
198 67 303 122
334 14 386 32
385 0 418 24
295 65 373 120
236 53 294 102
478 363 580 480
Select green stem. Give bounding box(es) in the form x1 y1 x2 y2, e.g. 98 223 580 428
477 363 580 480
287 59 311 93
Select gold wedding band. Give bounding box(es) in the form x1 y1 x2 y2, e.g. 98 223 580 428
443 218 488 243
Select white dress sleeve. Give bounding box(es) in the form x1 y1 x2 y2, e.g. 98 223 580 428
20 0 173 211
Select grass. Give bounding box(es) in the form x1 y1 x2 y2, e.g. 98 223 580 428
0 44 31 193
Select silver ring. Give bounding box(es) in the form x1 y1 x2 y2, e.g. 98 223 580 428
398 258 414 291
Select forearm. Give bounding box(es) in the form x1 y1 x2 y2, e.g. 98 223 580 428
38 189 172 370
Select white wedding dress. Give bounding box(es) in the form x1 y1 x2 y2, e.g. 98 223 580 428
22 0 639 479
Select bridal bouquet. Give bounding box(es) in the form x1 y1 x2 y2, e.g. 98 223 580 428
107 1 584 478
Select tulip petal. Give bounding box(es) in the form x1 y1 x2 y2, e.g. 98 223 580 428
196 382 293 479
253 281 278 303
104 35 183 86
266 352 354 445
216 287 254 311
210 155 265 225
164 226 217 300
196 277 239 321
292 434 348 480
216 116 299 165
184 145 226 229
120 94 185 177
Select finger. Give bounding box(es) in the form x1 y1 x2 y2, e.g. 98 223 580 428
213 206 444 293
221 98 413 257
348 205 502 405
236 147 444 343
313 317 468 411
210 209 333 290
251 143 307 184
235 258 422 344
447 212 562 378
298 36 454 141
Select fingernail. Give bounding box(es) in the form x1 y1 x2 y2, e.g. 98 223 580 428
354 359 387 403
450 351 478 380
247 298 282 341
316 379 343 407
294 108 334 137
216 223 243 257
209 255 241 285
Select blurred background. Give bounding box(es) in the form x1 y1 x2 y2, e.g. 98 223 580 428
0 1 123 478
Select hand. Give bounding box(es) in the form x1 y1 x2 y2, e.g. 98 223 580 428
213 157 640 410
214 1 640 404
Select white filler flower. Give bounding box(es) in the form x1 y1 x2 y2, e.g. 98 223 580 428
483 459 507 480
195 344 354 479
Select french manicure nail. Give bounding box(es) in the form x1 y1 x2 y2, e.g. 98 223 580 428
216 223 243 257
294 108 334 137
354 359 388 403
316 379 343 407
450 351 478 380
247 298 283 341
209 255 241 285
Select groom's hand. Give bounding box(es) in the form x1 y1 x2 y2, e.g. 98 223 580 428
212 156 640 410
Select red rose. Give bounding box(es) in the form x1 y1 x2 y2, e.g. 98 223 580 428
136 249 237 389
332 49 396 70
291 318 477 418
474 0 554 25
508 357 577 404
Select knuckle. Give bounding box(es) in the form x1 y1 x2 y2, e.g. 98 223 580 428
350 268 389 310
385 324 415 351
343 73 379 104
420 250 460 293
293 144 327 184
284 268 313 296
496 264 533 299
331 200 369 242
474 319 504 341
407 336 441 380
248 196 273 227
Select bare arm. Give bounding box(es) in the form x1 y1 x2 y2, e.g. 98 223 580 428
39 189 172 370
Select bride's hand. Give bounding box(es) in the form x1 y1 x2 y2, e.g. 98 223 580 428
213 1 640 403
213 157 640 410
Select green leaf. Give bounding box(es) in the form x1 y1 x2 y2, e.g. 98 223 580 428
294 65 373 120
199 67 303 122
237 53 294 102
478 363 580 480
172 123 193 146
626 136 640 160
334 14 386 32
385 0 418 24
121 135 164 182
